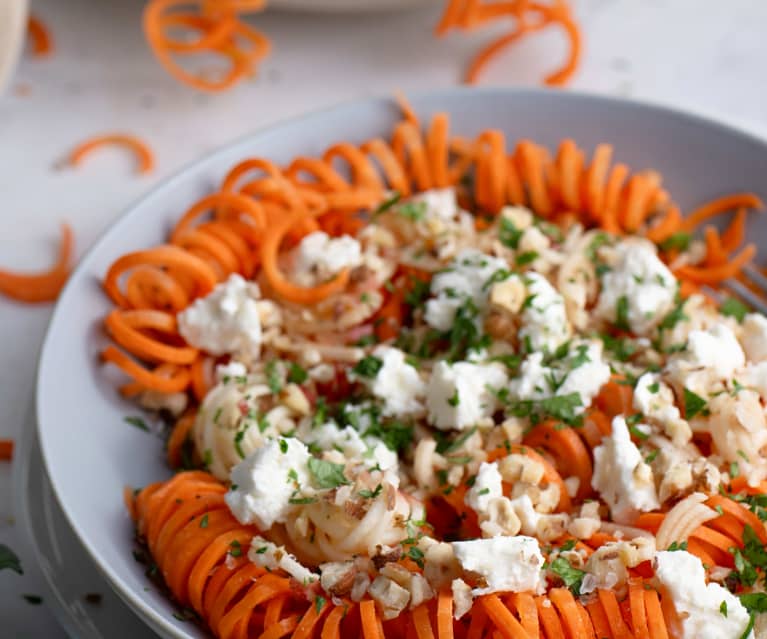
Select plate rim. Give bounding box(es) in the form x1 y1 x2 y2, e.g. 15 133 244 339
34 85 767 638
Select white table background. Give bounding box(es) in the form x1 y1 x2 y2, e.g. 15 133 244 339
1 0 767 635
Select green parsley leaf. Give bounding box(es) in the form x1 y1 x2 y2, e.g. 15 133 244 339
315 596 327 614
358 484 383 499
648 382 660 393
279 439 288 454
644 450 659 464
288 496 318 505
739 592 767 613
600 333 638 362
353 355 383 378
516 251 539 266
307 457 350 489
658 232 691 252
560 539 577 552
0 544 23 574
266 360 282 394
229 540 242 558
615 295 631 331
363 420 413 453
482 268 512 291
721 298 750 323
683 388 708 419
398 201 427 222
436 426 478 455
447 389 460 407
499 217 523 249
372 192 401 217
549 556 585 595
124 416 149 432
406 546 425 568
234 424 250 459
731 461 740 478
658 296 688 331
720 600 728 617
667 541 688 551
199 514 209 528
287 362 308 384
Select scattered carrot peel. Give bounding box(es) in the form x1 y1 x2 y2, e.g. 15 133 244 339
67 134 156 175
0 439 13 462
0 223 74 303
27 14 53 58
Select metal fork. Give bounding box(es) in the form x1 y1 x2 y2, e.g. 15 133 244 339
703 265 767 316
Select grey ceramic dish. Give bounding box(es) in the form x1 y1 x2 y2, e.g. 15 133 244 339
35 87 767 638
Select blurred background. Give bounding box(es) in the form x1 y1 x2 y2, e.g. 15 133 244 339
1 0 766 635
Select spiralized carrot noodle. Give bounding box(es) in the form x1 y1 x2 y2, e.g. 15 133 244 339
27 14 53 58
67 134 156 175
437 0 582 86
102 97 767 639
143 0 270 92
0 223 74 303
0 439 13 462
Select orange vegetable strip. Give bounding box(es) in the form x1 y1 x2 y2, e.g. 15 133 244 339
703 226 728 267
360 600 383 639
321 604 348 639
0 440 13 461
543 7 582 86
557 139 584 211
549 588 589 639
361 138 411 196
437 590 454 639
323 143 384 192
412 604 436 639
516 141 553 217
480 595 531 639
101 345 191 393
511 593 539 637
260 211 350 305
392 121 433 192
166 412 196 469
0 223 73 303
675 243 756 284
643 589 669 639
475 130 507 213
622 172 661 232
682 193 763 231
629 581 650 639
68 134 155 174
466 22 542 85
427 113 450 188
27 15 53 57
172 193 267 241
707 495 767 544
597 589 634 639
585 144 613 220
721 207 747 252
535 595 566 638
646 205 682 243
585 600 612 638
602 163 629 233
105 309 198 365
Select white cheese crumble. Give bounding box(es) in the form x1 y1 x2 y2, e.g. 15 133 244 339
654 550 751 639
517 271 571 353
248 536 317 584
595 239 676 335
452 536 546 596
740 313 767 363
426 360 508 430
424 249 509 331
465 462 503 516
633 372 691 446
411 187 459 221
301 421 398 474
591 415 659 524
294 231 362 286
363 346 425 417
226 438 311 530
178 273 263 358
509 339 611 410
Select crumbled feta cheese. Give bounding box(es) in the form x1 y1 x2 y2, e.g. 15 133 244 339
509 339 611 410
740 313 767 363
452 536 545 595
591 416 660 524
633 372 691 445
363 346 425 417
426 361 508 430
581 538 655 594
466 462 503 516
226 438 311 529
500 205 534 230
248 536 317 584
452 578 473 620
667 323 746 396
412 188 459 221
302 421 398 473
518 272 571 353
509 494 541 536
178 273 263 358
595 239 676 335
294 231 362 286
424 249 509 331
215 360 248 381
654 550 751 639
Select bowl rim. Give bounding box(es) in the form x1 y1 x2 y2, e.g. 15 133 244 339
34 85 767 638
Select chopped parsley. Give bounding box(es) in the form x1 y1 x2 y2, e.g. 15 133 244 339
615 295 631 331
288 496 318 505
436 426 477 455
0 544 22 574
482 268 512 291
644 450 659 464
279 439 288 454
363 419 413 453
398 201 427 222
266 360 282 394
600 333 638 362
504 393 584 427
372 192 401 217
648 382 660 393
353 355 384 378
315 596 327 614
667 541 688 551
515 251 539 266
549 556 585 595
404 277 431 309
499 217 523 249
658 295 688 332
721 297 750 323
124 416 149 432
683 388 708 419
447 389 460 407
307 457 350 489
287 362 308 384
234 426 249 459
720 600 728 617
199 514 209 528
658 232 691 252
358 484 383 499
229 540 243 558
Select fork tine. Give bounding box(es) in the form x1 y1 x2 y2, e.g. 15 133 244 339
742 264 767 294
722 277 767 316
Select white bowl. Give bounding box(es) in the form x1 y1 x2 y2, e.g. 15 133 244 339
36 87 767 638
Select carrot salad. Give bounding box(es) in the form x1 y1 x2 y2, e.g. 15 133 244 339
103 101 767 638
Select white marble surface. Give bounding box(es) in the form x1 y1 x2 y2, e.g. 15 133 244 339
1 0 767 635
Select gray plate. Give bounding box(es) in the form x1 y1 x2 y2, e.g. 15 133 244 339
34 87 767 639
13 406 158 639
